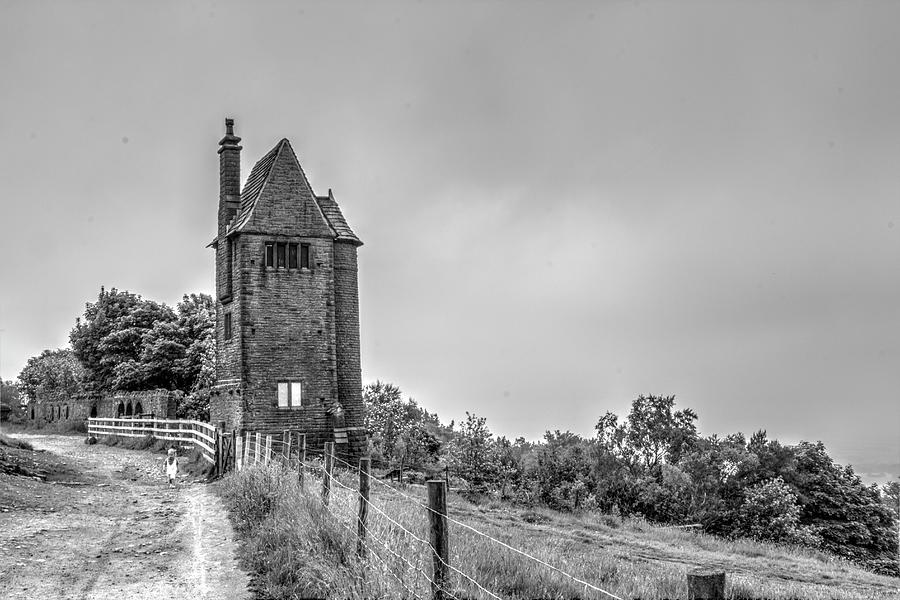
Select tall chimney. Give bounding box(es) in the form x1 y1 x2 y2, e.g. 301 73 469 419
218 117 242 234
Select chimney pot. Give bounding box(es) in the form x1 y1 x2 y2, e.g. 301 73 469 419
225 118 234 136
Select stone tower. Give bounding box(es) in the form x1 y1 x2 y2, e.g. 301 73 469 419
208 118 366 459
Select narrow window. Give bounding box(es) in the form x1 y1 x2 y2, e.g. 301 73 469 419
224 312 232 340
290 382 302 407
300 244 310 269
225 238 234 296
277 243 286 268
288 244 298 269
265 243 274 267
277 382 289 408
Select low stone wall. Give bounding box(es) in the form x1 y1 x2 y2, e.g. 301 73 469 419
29 390 178 425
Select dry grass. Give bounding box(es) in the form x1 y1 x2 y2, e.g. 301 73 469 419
0 433 34 451
218 461 899 600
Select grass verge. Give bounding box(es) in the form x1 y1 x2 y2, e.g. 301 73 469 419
218 462 899 600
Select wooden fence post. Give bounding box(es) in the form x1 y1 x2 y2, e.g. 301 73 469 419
217 421 226 476
357 457 371 557
235 432 244 471
264 435 272 465
254 432 261 465
687 569 725 600
427 480 451 600
322 441 334 505
283 430 291 465
298 433 307 487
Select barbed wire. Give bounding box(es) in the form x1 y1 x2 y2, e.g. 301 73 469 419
317 459 504 600
234 445 624 600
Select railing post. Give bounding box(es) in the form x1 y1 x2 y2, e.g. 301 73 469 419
298 433 307 487
322 441 334 506
218 421 226 476
235 431 244 471
243 431 250 466
357 457 371 558
283 430 291 465
427 480 451 600
264 434 272 465
254 432 261 465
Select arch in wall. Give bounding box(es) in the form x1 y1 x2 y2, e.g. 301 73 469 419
90 405 97 418
134 402 143 416
125 402 133 416
117 402 125 417
65 405 69 419
57 405 61 419
30 406 34 420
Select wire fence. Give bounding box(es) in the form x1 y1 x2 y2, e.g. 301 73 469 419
232 430 626 600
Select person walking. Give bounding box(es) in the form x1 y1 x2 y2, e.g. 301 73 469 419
164 448 178 488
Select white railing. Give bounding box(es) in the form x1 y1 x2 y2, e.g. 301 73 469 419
87 417 219 464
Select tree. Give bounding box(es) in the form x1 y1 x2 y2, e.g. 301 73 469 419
363 381 449 467
736 477 819 545
448 412 498 491
17 349 84 402
69 288 214 394
70 287 173 391
1 380 20 407
626 394 698 468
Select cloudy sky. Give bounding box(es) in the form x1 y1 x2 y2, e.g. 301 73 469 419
1 1 897 480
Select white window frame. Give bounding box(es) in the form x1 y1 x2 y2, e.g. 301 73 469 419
277 381 302 408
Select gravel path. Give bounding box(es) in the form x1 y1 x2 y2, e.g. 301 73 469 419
0 432 251 600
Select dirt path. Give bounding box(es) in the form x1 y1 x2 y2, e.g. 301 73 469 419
0 432 251 600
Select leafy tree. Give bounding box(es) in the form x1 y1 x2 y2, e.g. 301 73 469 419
626 394 698 468
785 441 898 575
448 412 498 491
530 430 594 510
17 349 84 401
881 481 900 521
363 381 448 468
70 287 172 391
1 380 20 407
69 288 214 394
735 476 820 545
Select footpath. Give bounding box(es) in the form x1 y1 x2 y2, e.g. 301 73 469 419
0 431 251 600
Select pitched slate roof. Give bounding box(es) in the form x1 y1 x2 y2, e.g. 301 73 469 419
317 190 362 246
218 138 362 246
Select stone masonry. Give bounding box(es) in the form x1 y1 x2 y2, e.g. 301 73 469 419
208 119 366 460
29 390 177 425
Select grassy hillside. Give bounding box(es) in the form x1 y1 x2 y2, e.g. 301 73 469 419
219 461 899 600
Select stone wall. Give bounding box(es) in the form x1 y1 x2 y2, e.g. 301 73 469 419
29 390 178 425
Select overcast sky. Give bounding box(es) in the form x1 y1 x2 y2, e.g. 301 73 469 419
1 1 897 481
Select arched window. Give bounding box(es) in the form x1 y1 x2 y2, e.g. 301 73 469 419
134 402 143 416
125 402 133 417
117 402 125 417
90 405 97 418
65 405 69 419
30 406 35 420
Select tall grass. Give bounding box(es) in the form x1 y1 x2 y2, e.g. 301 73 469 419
219 463 899 600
